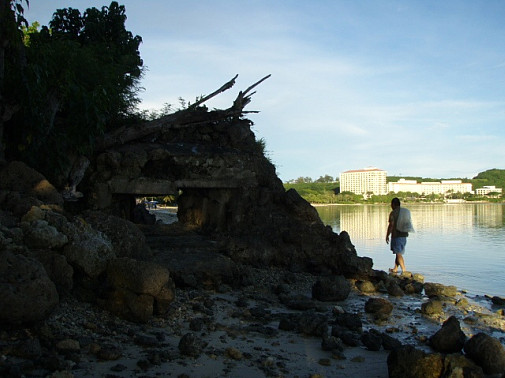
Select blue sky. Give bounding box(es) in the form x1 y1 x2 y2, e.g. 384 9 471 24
25 1 505 182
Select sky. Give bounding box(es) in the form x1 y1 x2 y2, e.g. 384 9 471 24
24 1 505 182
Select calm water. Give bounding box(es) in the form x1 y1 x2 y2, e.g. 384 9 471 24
316 203 505 298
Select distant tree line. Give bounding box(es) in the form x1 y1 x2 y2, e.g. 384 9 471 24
284 169 505 204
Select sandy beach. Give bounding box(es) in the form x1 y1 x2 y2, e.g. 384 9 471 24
41 264 505 378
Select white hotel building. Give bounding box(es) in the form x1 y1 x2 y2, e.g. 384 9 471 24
340 168 474 196
387 179 473 195
475 186 503 196
340 167 387 196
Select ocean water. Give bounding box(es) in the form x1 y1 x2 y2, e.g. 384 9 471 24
316 203 505 299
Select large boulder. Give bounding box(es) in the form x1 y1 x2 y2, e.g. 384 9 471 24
104 257 175 322
82 210 152 259
424 282 458 298
21 220 68 249
429 316 467 353
464 333 505 375
61 219 114 278
312 275 351 301
0 161 63 207
387 345 444 378
27 249 74 294
0 250 59 324
365 297 393 320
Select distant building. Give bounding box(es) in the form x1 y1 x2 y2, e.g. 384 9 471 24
387 179 473 195
340 167 387 196
475 186 502 196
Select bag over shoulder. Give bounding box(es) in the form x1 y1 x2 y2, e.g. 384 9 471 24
396 207 415 233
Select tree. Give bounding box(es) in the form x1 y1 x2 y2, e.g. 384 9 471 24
315 174 334 183
0 0 28 161
294 176 313 184
2 1 143 183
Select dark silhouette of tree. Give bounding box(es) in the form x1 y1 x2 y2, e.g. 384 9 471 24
2 1 143 183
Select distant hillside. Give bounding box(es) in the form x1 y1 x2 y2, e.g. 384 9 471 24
471 169 505 189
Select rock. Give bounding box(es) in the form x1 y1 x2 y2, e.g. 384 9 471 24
429 316 467 353
278 315 297 331
22 220 68 249
0 161 63 206
312 275 351 301
28 249 74 293
21 206 46 223
226 347 243 360
355 280 376 293
387 345 444 378
10 338 42 359
0 250 59 324
61 219 115 278
364 297 393 320
333 312 362 332
321 335 344 352
83 210 152 259
132 203 156 225
279 293 318 311
381 332 402 350
386 280 404 297
464 333 505 375
97 344 122 360
331 325 361 347
456 297 470 310
296 312 328 337
105 257 175 322
443 354 485 378
412 273 424 282
178 333 207 357
421 299 444 315
402 280 424 294
56 339 80 353
361 329 382 351
424 282 458 298
491 296 505 306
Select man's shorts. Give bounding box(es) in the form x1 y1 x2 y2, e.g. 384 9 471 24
391 237 407 254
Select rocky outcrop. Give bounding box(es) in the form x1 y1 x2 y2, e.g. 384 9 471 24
0 250 59 324
0 161 175 326
84 107 372 278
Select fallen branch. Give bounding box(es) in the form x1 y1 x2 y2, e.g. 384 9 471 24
96 74 270 151
187 74 238 110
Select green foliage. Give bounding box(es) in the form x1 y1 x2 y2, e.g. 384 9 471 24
471 169 505 189
284 170 505 204
315 174 334 183
3 1 143 181
255 137 275 164
284 182 339 203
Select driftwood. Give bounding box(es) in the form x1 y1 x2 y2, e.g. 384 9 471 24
96 74 271 151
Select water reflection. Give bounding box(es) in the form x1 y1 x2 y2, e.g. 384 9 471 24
317 203 504 239
316 203 505 297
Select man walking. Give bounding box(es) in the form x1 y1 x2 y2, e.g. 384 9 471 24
386 197 413 274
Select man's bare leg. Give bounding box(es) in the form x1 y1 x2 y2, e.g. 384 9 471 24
395 254 406 273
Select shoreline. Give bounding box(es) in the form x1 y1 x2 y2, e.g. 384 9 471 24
38 267 505 378
310 200 500 206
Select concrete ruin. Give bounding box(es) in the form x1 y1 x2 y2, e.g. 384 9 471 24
82 76 373 277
